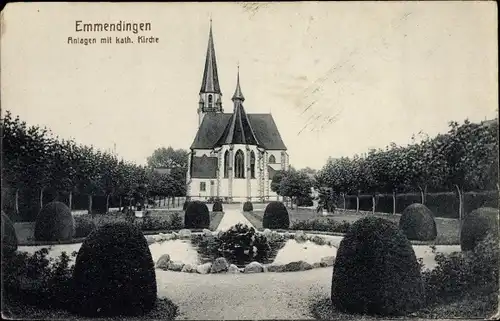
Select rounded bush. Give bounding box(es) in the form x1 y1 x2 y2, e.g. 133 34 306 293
185 201 210 229
212 200 223 212
460 207 499 251
182 201 189 211
399 203 437 241
332 217 424 316
71 222 157 317
34 201 74 241
1 211 18 257
262 201 290 229
243 201 253 212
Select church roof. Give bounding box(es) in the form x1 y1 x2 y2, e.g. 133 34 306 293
200 23 221 94
215 100 259 146
190 112 287 150
231 68 245 101
191 155 218 178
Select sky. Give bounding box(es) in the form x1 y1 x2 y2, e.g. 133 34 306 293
1 2 497 170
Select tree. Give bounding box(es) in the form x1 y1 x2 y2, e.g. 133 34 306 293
147 147 188 172
278 169 313 209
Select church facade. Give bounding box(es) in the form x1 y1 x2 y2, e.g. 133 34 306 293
186 23 289 202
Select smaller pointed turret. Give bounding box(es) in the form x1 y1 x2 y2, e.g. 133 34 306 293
232 65 245 102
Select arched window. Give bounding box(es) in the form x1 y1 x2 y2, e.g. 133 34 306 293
235 149 245 179
224 150 229 178
250 151 256 178
208 94 213 108
269 154 276 163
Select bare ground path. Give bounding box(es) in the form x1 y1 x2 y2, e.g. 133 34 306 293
216 204 256 231
156 268 330 320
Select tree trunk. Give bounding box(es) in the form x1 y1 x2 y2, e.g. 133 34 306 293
88 194 93 215
342 193 346 211
15 189 19 215
392 190 396 215
356 195 360 213
372 195 376 214
69 191 73 210
455 184 463 239
119 196 122 212
40 188 44 210
106 194 110 213
418 186 425 205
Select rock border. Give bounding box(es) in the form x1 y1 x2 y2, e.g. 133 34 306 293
151 229 337 274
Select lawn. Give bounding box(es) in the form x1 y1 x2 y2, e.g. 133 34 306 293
242 208 460 245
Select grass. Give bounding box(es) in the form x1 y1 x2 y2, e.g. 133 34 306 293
3 296 179 321
243 208 460 245
310 294 498 320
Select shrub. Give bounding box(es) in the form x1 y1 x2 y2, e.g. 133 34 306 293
213 200 223 212
243 201 253 212
460 207 499 251
290 218 351 233
71 222 157 317
34 201 74 241
2 249 76 309
331 217 424 316
73 215 96 238
2 211 18 257
296 196 314 207
182 201 189 211
399 203 437 241
184 201 209 229
423 233 499 305
263 201 290 229
169 212 184 229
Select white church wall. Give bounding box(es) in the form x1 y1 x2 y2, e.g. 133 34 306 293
190 178 216 200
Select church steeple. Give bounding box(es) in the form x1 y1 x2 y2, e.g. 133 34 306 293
232 65 245 102
198 19 223 127
200 19 221 94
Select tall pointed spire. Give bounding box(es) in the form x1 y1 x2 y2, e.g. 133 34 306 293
232 65 245 102
200 19 221 94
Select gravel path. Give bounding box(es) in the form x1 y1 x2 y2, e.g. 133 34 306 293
216 207 256 231
156 268 331 320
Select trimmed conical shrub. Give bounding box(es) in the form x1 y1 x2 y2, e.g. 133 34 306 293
332 217 424 316
72 222 157 317
263 201 289 229
185 201 210 229
34 201 74 241
243 201 253 212
213 200 223 212
461 207 499 251
1 211 18 257
399 203 437 241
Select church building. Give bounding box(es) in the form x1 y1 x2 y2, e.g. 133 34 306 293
186 23 289 202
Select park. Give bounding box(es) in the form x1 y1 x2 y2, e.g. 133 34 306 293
1 111 499 320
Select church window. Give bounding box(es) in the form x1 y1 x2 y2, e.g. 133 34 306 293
224 150 229 178
269 154 276 163
235 149 245 178
250 151 256 178
208 94 213 109
200 182 206 191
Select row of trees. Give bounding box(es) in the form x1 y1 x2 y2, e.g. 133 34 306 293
271 119 498 216
315 119 498 195
1 111 187 217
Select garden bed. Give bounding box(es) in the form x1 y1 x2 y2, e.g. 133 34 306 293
243 210 460 245
15 210 225 245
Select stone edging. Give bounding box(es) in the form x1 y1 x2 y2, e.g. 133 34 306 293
150 229 337 275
